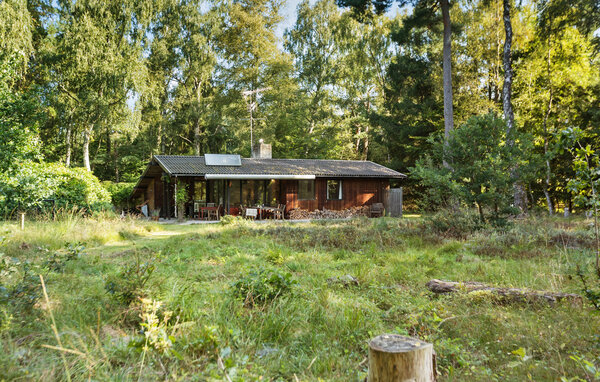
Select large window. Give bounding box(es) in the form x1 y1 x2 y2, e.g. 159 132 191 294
266 180 279 206
229 180 241 205
193 181 207 213
242 180 265 205
298 180 315 200
327 180 342 200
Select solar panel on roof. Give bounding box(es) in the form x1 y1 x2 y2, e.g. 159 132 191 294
204 154 242 166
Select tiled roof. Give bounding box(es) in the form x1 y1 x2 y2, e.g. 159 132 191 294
152 155 406 178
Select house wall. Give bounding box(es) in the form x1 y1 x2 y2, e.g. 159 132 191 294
283 178 389 211
151 176 391 217
145 180 155 211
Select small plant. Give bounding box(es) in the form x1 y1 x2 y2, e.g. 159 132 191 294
561 354 600 381
183 325 221 355
128 298 181 378
265 247 284 265
43 243 85 272
220 215 246 226
175 181 188 221
0 262 42 316
105 251 160 305
231 268 296 307
424 209 486 239
129 298 177 354
577 267 600 312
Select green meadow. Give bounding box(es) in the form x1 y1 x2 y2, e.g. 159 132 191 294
0 214 598 381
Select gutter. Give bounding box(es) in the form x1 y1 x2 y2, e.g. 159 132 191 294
204 174 316 180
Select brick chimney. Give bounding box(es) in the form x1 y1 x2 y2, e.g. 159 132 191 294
252 140 272 159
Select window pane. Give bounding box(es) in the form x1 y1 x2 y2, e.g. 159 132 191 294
210 180 224 205
298 180 315 200
327 180 342 200
266 180 279 206
229 180 241 205
194 181 206 201
242 180 266 206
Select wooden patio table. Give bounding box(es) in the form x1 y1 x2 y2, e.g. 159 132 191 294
199 206 219 220
257 206 279 220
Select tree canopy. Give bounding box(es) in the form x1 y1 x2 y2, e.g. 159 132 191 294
0 0 599 214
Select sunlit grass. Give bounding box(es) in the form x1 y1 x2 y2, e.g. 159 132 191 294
0 215 597 381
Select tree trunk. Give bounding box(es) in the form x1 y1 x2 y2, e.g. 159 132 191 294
426 279 582 305
363 124 370 160
502 0 526 214
65 125 72 167
356 125 362 155
441 0 454 168
543 42 554 215
502 0 515 140
157 113 164 154
83 124 93 172
114 141 119 183
194 118 201 156
368 334 435 382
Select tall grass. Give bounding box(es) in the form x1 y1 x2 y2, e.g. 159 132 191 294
0 210 161 257
0 215 598 381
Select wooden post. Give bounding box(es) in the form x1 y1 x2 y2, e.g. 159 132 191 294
368 334 435 382
20 213 25 230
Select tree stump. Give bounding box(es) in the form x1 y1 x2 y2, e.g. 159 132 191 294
368 334 435 382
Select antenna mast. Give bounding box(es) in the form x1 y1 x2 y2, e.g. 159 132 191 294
242 87 271 153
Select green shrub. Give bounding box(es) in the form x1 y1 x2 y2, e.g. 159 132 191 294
105 251 161 305
220 215 247 226
231 268 296 307
0 160 111 215
42 243 85 272
424 209 487 239
102 181 134 210
0 258 41 317
412 113 538 221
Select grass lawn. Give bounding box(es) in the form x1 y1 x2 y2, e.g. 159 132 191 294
0 214 599 381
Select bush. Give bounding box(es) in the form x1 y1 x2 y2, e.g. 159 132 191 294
42 243 85 272
424 209 486 239
231 268 296 307
105 251 161 306
0 160 111 215
412 113 538 221
102 181 134 210
220 215 247 226
0 256 41 317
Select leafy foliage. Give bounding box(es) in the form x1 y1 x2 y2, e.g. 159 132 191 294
104 251 161 306
42 243 85 273
103 181 135 210
0 161 111 214
0 58 42 173
232 267 296 307
413 113 537 221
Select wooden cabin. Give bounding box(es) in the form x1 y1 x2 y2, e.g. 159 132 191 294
130 143 405 218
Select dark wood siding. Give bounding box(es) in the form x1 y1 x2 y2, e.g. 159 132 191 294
284 178 390 212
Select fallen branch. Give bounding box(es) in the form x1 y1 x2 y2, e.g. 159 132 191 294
426 279 582 305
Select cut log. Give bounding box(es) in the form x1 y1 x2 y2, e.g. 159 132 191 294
426 279 582 305
368 334 435 382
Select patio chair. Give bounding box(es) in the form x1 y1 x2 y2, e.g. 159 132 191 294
370 203 385 218
207 204 220 220
274 204 286 220
245 207 258 220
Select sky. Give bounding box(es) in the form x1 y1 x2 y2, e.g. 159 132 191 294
275 0 402 40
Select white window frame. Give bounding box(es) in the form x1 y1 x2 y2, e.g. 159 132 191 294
326 180 343 200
